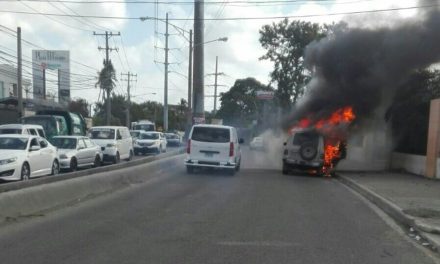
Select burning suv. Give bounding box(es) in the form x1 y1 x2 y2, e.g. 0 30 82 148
282 128 346 176
282 129 324 175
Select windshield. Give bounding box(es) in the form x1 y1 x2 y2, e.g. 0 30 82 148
134 124 155 131
165 134 178 139
0 137 28 150
191 127 230 143
140 133 159 140
90 129 115 140
0 129 22 134
52 138 77 149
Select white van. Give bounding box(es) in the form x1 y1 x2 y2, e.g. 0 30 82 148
0 124 46 138
185 124 243 175
89 126 133 164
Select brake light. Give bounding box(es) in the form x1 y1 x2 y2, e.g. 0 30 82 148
229 142 234 157
187 139 191 154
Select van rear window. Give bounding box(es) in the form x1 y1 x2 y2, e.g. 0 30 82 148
293 132 319 145
191 127 230 143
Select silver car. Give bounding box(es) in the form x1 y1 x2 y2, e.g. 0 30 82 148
52 136 103 172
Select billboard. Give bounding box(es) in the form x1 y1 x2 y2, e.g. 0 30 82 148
32 50 70 105
256 90 274 100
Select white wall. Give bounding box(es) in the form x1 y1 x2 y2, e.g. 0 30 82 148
391 152 440 179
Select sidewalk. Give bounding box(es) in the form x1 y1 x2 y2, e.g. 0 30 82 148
337 171 440 250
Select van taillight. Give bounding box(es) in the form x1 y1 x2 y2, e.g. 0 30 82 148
187 140 191 154
229 142 234 157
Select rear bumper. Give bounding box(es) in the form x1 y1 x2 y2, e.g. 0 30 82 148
134 146 159 153
283 158 323 169
184 159 236 169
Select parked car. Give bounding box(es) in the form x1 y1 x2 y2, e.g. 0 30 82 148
0 124 46 138
165 133 181 147
250 136 265 150
134 131 167 155
0 134 59 181
282 129 325 175
52 136 103 171
88 126 134 164
185 124 243 175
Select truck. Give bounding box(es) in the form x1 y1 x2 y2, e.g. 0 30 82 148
21 110 87 141
131 120 156 132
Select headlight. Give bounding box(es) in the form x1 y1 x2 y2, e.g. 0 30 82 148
106 143 116 148
59 154 68 159
0 157 17 165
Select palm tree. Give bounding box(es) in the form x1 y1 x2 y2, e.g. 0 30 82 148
96 60 117 125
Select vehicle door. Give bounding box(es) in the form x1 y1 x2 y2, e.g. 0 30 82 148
160 133 166 149
83 138 97 164
76 138 89 166
124 128 132 153
38 138 55 174
116 129 126 157
190 127 231 163
27 138 45 176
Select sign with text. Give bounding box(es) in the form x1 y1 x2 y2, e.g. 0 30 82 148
256 90 274 100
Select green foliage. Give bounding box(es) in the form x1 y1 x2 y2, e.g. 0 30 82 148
68 98 89 117
95 60 117 93
259 19 328 112
216 77 275 128
386 69 440 155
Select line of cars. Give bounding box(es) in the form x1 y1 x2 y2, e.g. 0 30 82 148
0 124 182 182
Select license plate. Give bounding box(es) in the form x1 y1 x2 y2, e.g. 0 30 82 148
205 153 214 158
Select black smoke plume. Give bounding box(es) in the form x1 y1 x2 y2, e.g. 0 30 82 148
283 9 440 128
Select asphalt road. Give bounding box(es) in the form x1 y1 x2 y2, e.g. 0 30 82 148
0 147 437 264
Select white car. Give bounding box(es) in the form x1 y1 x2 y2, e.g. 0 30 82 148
0 134 59 181
0 124 46 138
52 136 103 171
250 136 265 150
185 124 243 175
89 126 134 164
134 131 167 155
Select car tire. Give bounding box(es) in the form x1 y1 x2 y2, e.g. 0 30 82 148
282 161 289 175
70 157 77 172
21 162 30 181
126 150 133 161
235 160 241 171
93 155 101 168
51 160 60 175
113 152 120 164
186 166 194 174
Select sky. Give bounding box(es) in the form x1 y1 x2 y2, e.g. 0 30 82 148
0 0 421 111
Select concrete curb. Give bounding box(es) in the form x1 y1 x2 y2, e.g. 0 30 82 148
337 175 440 249
0 148 185 194
0 152 185 226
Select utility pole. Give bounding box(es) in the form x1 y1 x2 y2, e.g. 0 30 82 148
164 13 169 132
17 27 23 118
42 69 46 100
93 31 120 125
187 29 193 126
193 0 204 124
121 72 137 128
213 56 218 115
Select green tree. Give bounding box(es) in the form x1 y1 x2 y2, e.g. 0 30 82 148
259 19 327 112
93 93 125 126
95 60 117 124
68 98 89 117
216 77 274 127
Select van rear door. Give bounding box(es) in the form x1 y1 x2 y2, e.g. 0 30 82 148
190 127 231 162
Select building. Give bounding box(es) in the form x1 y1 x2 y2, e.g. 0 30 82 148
0 64 31 100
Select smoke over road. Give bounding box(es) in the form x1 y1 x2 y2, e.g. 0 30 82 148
283 8 440 127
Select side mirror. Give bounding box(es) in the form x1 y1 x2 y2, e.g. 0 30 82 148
238 138 244 144
30 145 41 151
283 142 287 146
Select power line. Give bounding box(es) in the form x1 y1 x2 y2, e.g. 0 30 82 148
0 4 437 20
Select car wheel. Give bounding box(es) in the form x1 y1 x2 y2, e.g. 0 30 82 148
282 161 289 175
51 160 60 175
21 163 30 181
235 160 241 171
126 150 133 161
93 155 101 168
113 152 120 164
186 166 194 174
70 157 78 172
